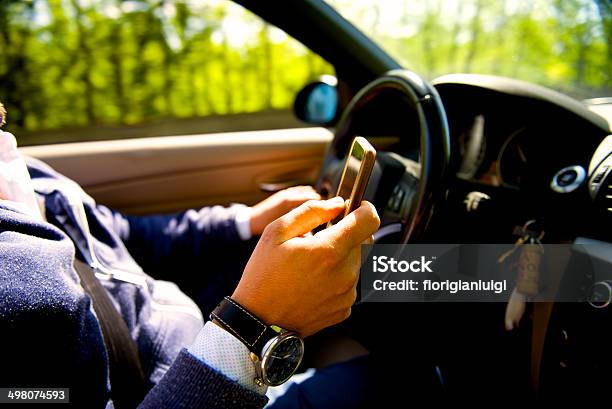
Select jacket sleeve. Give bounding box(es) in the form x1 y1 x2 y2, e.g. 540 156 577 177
97 204 249 281
0 206 267 409
0 207 111 406
139 349 268 409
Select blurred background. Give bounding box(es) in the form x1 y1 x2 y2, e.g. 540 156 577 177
0 0 610 145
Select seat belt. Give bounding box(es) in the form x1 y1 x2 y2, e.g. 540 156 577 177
55 192 147 407
33 182 148 406
73 259 148 409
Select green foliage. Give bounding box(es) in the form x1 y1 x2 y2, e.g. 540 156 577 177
1 0 610 137
330 0 612 99
0 0 331 133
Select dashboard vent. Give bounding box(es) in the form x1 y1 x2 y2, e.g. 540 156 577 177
589 137 612 228
604 182 612 213
595 171 612 217
592 165 609 185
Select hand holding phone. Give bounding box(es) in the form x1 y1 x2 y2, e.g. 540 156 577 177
328 137 376 227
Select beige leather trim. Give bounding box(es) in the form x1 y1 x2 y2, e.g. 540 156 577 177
21 127 333 214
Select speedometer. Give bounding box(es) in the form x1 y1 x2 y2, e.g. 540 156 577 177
457 114 487 180
497 128 532 188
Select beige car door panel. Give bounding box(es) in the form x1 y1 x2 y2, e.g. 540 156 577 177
21 128 333 214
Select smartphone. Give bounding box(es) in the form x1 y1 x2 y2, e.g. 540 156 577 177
328 137 376 226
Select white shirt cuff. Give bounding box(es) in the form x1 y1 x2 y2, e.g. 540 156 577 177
188 321 267 395
234 206 253 241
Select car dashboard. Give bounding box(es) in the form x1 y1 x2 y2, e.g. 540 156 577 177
351 73 612 398
357 74 612 245
436 76 611 243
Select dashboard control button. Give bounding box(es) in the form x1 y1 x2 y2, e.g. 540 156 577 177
551 165 586 193
558 170 578 186
587 281 612 309
388 188 404 213
395 189 405 210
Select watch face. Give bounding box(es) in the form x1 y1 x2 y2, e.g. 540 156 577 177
261 334 304 386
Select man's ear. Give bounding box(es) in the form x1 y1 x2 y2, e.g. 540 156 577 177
0 102 5 128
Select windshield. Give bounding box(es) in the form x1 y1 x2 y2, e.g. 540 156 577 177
327 0 612 100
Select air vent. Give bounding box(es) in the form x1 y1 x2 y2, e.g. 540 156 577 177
595 172 612 216
589 138 612 229
592 165 609 185
589 153 612 200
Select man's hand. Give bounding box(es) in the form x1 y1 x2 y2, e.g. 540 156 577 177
232 197 380 337
249 186 321 236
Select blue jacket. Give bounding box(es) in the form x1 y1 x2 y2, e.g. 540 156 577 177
0 157 267 408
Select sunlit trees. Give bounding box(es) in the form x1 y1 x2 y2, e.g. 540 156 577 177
0 0 331 134
0 0 610 138
331 0 611 98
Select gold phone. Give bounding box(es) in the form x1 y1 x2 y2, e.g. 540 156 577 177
328 137 376 226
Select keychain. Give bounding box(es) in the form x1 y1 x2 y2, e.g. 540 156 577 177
516 233 545 295
501 220 545 330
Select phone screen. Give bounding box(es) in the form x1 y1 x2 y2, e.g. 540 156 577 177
337 154 361 201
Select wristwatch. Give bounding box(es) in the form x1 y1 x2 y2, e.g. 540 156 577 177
210 296 304 387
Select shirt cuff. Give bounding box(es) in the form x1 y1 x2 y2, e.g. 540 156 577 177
234 206 253 241
187 321 267 395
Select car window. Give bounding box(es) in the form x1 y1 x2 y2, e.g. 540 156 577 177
328 0 611 100
0 0 333 145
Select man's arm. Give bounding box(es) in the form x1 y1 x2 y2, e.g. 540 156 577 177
140 198 380 408
99 186 320 280
0 204 269 409
139 320 268 409
100 203 248 279
1 195 379 408
139 347 268 409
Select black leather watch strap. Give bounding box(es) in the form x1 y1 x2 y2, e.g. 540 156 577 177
210 297 279 356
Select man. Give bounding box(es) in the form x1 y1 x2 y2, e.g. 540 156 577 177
0 102 380 408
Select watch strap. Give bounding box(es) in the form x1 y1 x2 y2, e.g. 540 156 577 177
210 297 278 356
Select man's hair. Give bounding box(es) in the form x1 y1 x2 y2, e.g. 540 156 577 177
0 102 5 127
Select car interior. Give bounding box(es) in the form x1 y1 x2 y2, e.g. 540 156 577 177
11 0 612 404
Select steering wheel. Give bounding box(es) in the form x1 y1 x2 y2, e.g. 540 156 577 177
317 70 451 243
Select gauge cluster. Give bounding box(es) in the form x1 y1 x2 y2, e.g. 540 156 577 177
451 111 601 196
430 80 611 242
350 79 611 241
